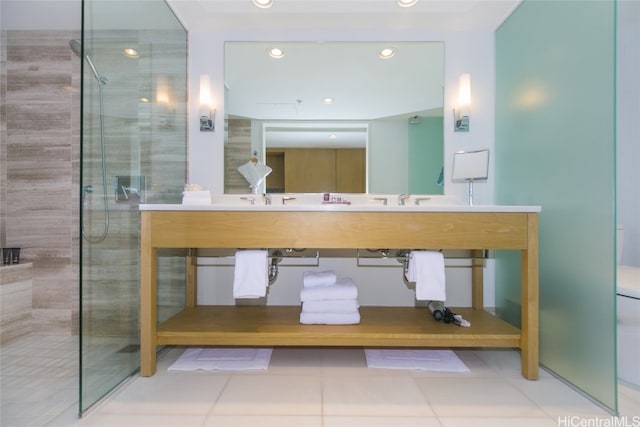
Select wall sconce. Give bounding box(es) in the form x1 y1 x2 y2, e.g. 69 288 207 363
451 149 489 205
453 73 471 132
199 74 215 132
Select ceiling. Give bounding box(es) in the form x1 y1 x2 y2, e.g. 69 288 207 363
167 0 521 32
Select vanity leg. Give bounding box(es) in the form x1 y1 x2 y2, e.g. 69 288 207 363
471 249 484 310
520 213 539 380
140 212 158 377
186 249 197 308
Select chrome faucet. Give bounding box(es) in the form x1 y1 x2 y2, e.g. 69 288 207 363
121 185 141 200
373 197 388 206
398 193 410 206
240 196 256 205
263 194 272 205
282 196 296 205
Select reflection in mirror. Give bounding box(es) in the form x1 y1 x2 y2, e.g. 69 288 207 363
224 41 444 194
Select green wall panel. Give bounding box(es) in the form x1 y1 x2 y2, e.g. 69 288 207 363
408 116 444 194
495 0 617 412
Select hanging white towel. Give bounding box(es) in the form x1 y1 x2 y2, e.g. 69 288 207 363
303 270 337 288
300 278 358 302
301 299 359 314
233 250 269 299
237 161 272 189
405 251 446 301
299 311 361 325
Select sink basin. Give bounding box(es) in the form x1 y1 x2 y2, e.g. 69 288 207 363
208 193 462 210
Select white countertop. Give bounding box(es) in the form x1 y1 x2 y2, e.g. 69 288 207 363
142 193 540 213
140 204 541 213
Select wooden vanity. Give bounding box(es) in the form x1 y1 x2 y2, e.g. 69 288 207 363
140 204 540 379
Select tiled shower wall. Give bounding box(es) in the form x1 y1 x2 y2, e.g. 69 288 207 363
1 29 188 337
0 30 81 335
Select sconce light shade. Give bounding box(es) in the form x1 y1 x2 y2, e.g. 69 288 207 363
452 149 489 205
199 75 215 132
454 73 471 132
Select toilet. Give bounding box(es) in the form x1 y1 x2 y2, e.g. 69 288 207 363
616 224 640 388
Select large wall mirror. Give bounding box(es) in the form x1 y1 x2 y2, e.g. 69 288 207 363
224 41 444 194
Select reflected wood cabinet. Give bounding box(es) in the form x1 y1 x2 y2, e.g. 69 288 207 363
267 148 365 193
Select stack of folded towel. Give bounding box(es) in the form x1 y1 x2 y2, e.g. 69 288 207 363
299 270 360 325
182 184 211 205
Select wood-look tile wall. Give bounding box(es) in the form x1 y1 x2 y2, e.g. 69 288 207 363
0 263 34 344
225 118 253 194
1 30 188 337
1 30 80 335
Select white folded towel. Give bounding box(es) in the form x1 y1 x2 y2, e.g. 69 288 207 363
300 278 358 302
233 250 269 299
405 251 446 301
182 190 211 205
237 161 272 188
302 299 359 314
300 311 361 325
303 270 337 288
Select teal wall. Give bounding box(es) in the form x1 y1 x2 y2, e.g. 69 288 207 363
408 116 444 194
495 0 617 412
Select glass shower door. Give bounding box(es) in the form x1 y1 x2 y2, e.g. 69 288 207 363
79 0 187 413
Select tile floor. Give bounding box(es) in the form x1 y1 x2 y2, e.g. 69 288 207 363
1 336 639 427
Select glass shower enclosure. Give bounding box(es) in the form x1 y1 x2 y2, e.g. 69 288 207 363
79 0 188 413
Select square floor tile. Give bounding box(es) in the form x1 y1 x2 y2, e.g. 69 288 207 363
77 413 206 427
97 374 229 415
211 375 322 416
323 375 433 417
203 415 322 427
439 417 558 427
506 374 612 418
417 377 546 418
323 415 441 426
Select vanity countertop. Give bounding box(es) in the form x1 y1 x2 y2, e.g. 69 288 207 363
140 203 541 213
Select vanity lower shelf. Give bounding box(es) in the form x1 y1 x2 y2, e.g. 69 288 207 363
157 306 521 348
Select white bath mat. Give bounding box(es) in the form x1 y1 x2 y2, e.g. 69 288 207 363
364 349 469 373
168 348 273 371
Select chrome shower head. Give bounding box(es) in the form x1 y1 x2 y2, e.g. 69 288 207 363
69 39 108 85
69 39 82 56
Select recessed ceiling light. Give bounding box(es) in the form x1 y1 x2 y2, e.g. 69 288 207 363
122 48 140 58
253 0 273 8
379 47 396 59
267 47 284 59
322 97 335 105
329 134 337 139
397 0 418 7
139 97 150 103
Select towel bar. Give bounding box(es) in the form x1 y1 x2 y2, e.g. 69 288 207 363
195 249 320 268
356 249 485 267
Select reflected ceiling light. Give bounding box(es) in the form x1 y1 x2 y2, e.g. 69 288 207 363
139 97 150 103
253 0 273 8
267 47 284 59
397 0 418 7
322 97 335 105
329 134 337 139
122 48 140 58
379 47 396 59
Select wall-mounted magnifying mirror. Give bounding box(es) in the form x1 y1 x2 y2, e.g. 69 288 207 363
452 149 490 205
224 41 444 194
